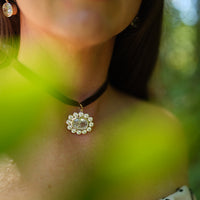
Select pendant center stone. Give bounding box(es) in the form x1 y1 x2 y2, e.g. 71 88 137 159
72 118 88 130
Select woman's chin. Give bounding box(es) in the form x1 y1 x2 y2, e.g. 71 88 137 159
54 30 113 48
48 9 115 47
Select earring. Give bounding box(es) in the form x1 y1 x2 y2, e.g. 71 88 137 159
130 16 140 28
2 0 18 18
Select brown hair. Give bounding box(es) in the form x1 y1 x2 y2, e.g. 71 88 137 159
109 0 164 100
0 0 164 100
0 0 20 66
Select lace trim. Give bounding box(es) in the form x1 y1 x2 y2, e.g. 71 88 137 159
160 186 197 200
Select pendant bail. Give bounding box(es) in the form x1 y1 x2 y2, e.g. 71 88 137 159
79 103 83 112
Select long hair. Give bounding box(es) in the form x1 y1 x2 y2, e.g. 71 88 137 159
0 0 164 100
109 0 164 100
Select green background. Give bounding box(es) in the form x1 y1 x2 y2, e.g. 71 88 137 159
151 0 200 197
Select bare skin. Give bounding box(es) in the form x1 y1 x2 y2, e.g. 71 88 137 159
0 82 188 200
0 0 188 199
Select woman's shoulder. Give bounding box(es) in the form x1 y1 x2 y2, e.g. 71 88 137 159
105 85 188 193
132 96 183 130
102 86 189 200
109 85 183 133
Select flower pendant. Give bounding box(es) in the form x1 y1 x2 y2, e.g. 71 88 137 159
66 111 94 135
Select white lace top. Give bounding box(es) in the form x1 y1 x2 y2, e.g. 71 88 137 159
160 186 196 200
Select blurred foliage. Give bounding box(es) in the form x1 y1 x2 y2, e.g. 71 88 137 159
0 0 199 198
151 0 200 197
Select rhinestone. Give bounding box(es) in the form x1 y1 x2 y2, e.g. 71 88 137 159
66 120 71 125
88 117 93 122
77 130 82 135
79 112 84 117
67 126 72 130
2 3 13 18
84 114 89 118
87 127 92 132
82 130 87 134
89 122 94 127
71 129 76 134
68 115 73 120
72 118 88 130
73 112 78 117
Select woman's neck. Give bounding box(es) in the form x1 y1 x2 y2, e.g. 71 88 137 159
18 15 116 103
